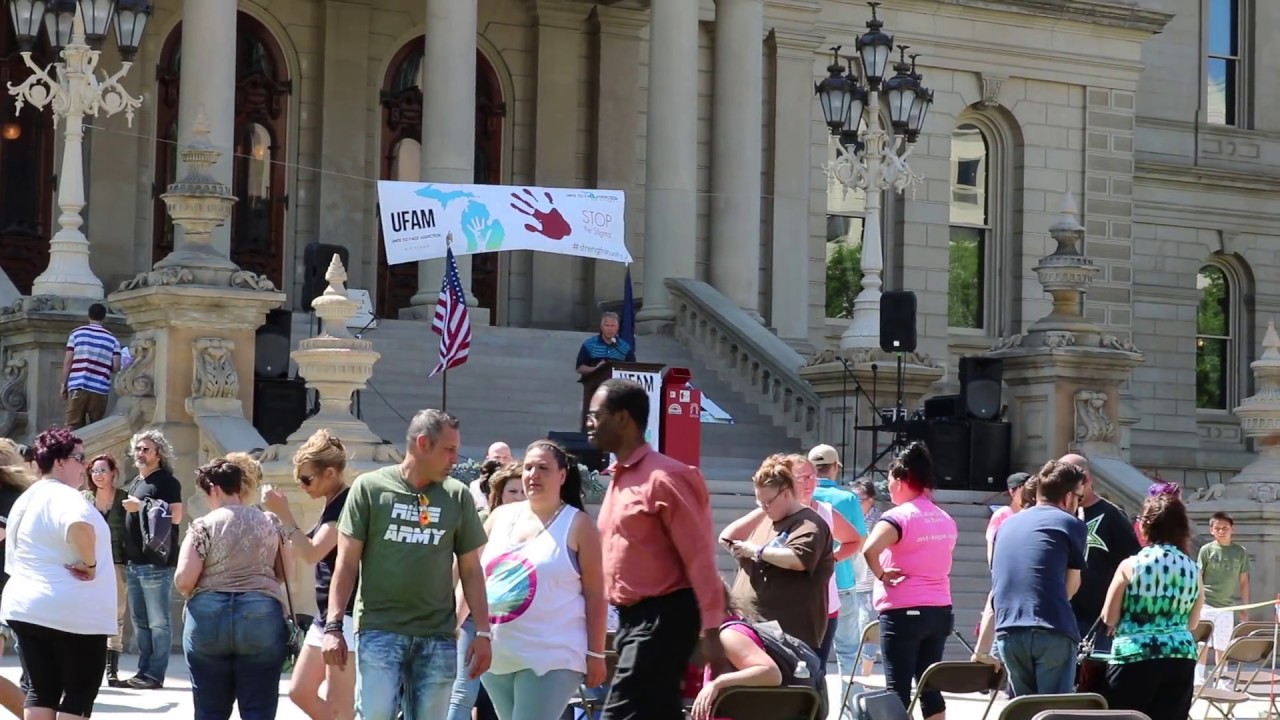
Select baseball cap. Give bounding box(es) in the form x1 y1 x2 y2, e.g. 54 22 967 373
1006 472 1030 491
808 444 841 467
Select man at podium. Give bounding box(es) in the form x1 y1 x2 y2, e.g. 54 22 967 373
575 311 636 375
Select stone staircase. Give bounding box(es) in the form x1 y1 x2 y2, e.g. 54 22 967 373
284 315 992 654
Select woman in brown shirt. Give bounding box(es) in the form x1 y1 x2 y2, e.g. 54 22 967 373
722 454 834 651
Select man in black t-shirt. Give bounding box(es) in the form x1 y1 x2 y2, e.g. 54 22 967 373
121 430 184 689
1061 453 1140 651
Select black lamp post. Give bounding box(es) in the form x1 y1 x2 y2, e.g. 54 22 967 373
7 0 47 52
113 0 150 62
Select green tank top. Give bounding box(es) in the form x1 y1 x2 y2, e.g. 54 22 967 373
1110 543 1199 664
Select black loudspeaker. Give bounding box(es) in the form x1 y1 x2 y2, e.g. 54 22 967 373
253 376 308 446
547 431 608 474
968 421 1012 491
959 356 1004 421
879 291 918 353
255 309 292 379
925 419 970 490
302 244 351 309
924 394 961 420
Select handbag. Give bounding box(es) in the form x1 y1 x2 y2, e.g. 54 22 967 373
1075 619 1109 695
274 541 305 661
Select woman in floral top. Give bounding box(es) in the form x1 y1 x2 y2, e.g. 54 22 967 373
175 459 288 720
1100 491 1203 719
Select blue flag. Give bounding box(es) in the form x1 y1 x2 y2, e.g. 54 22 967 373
620 266 636 352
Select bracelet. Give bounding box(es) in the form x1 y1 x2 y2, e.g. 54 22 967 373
755 545 765 563
323 621 345 635
586 650 606 659
475 630 492 640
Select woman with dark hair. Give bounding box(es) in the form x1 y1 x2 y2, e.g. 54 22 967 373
1101 493 1202 719
175 459 288 720
82 453 129 687
689 586 785 720
860 442 958 720
478 440 607 720
1 426 114 720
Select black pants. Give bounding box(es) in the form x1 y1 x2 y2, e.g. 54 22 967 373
1104 657 1195 719
602 589 700 720
10 620 107 717
817 614 838 677
880 606 953 718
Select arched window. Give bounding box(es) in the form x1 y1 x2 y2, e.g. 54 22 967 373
376 39 506 320
0 21 55 294
1196 263 1234 410
824 137 864 319
153 14 292 287
948 123 989 330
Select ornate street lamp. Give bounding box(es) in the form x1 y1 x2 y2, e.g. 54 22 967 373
816 3 934 350
113 0 149 61
6 0 149 299
7 0 46 52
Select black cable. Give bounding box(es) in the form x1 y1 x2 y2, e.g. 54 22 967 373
363 380 413 426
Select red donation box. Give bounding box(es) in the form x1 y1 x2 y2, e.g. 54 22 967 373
660 367 701 468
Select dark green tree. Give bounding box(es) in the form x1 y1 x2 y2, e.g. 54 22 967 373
1196 266 1229 409
947 230 982 328
826 242 863 319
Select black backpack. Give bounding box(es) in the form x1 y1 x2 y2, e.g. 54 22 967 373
720 619 828 719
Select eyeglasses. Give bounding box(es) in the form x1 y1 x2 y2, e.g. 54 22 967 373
756 490 784 511
68 453 85 463
134 446 154 454
90 468 111 476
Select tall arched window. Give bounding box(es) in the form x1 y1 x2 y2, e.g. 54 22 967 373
1196 263 1233 410
376 39 506 320
948 123 989 330
153 14 292 287
0 21 55 294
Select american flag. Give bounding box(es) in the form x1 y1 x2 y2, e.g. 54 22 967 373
430 246 471 377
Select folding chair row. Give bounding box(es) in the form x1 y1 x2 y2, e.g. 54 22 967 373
997 692 1108 720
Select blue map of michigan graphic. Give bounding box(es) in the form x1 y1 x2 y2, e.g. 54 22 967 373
414 184 506 253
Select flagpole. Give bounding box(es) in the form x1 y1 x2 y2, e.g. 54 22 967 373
442 368 449 413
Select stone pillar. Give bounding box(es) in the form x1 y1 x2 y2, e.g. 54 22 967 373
988 194 1143 470
1186 322 1280 607
530 0 588 329
176 0 236 257
405 0 480 318
800 349 944 476
318 1 372 285
709 0 763 320
588 5 646 312
636 0 698 331
768 30 821 348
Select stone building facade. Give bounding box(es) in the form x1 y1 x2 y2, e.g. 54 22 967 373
0 0 1270 483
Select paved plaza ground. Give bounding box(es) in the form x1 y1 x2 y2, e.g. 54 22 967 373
0 654 1276 719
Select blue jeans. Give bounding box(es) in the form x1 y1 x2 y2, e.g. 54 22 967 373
880 606 952 719
448 618 482 720
482 668 584 720
357 630 455 720
995 628 1077 697
183 591 288 720
127 562 175 682
834 589 869 709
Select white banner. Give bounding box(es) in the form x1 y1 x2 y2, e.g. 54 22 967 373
612 368 662 447
378 181 630 265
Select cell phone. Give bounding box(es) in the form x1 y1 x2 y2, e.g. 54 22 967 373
720 537 735 548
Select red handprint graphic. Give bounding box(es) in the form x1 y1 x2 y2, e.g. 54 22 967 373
510 189 572 240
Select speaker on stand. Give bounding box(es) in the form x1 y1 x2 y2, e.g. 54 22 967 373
253 309 308 445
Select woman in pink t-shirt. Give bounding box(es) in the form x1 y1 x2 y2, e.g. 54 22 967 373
689 590 782 720
861 442 958 720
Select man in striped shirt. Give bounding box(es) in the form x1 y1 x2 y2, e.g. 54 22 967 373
62 303 121 428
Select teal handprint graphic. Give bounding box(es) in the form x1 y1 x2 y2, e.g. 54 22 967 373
414 184 506 253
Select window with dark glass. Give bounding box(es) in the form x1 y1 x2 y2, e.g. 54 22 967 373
0 21 55 294
1196 265 1232 410
825 138 865 319
1207 0 1241 126
948 123 988 330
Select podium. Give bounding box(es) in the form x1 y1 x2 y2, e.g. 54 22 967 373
579 362 666 442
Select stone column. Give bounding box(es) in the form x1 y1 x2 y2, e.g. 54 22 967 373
636 0 698 331
588 5 647 312
405 0 480 318
709 0 763 320
317 1 371 285
176 0 237 257
768 30 821 348
530 0 588 329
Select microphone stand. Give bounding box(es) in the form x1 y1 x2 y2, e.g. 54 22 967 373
351 313 382 420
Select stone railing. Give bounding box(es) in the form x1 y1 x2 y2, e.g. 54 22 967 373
78 415 134 466
666 278 821 447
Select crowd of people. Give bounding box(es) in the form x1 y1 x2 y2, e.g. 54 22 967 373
0 373 1251 720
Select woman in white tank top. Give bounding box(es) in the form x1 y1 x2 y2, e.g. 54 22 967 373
480 441 608 720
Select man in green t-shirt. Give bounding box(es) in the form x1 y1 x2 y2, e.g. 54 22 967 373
1196 511 1250 684
321 409 491 719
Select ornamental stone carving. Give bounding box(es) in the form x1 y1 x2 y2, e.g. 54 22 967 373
1075 390 1116 443
0 351 28 439
115 338 156 398
228 270 278 292
1101 334 1141 354
980 72 1006 108
0 295 66 317
192 338 240 400
990 334 1024 351
1044 331 1077 349
804 347 942 369
117 266 196 292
